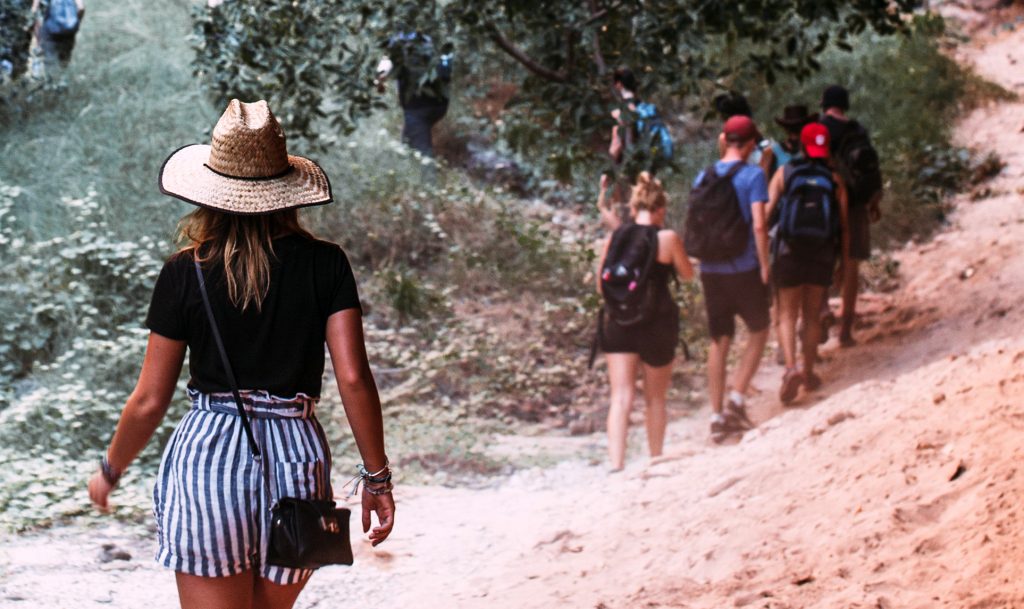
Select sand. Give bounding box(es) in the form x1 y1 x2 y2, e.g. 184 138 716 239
3 11 1024 609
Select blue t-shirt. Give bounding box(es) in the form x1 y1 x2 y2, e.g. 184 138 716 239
693 160 768 275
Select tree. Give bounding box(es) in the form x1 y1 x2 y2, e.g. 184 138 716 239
191 0 918 179
1 0 34 82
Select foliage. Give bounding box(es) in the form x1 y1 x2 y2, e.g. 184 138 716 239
0 0 33 80
191 0 918 177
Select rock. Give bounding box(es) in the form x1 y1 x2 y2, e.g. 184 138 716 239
99 543 132 563
933 392 946 404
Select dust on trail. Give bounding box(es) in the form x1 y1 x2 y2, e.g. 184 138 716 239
4 17 1024 609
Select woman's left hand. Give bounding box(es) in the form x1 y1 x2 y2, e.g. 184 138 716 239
362 488 395 547
88 470 115 512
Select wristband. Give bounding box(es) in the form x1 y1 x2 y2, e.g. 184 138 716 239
100 456 122 487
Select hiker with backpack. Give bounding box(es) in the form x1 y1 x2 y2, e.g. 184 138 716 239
596 172 694 472
30 0 84 73
375 31 453 157
820 85 883 346
766 122 850 403
684 115 771 443
609 67 674 176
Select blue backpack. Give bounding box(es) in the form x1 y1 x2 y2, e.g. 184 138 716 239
634 102 674 163
777 161 838 251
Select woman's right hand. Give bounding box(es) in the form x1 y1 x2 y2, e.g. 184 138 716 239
362 488 395 547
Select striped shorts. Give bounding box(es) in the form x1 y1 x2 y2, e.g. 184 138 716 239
153 389 333 585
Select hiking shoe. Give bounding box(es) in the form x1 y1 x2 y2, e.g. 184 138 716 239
710 414 745 444
779 368 804 405
725 398 756 430
805 371 822 391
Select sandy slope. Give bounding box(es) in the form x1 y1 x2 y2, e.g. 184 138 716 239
4 20 1024 609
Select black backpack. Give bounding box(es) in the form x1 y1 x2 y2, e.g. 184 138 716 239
835 121 882 207
683 162 748 262
777 160 839 252
600 223 660 326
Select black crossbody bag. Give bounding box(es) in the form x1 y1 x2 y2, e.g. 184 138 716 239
194 260 354 568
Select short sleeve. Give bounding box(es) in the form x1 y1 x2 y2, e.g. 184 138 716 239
145 257 188 340
322 245 361 316
747 168 769 205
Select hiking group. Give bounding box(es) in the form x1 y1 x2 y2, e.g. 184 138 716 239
596 73 883 467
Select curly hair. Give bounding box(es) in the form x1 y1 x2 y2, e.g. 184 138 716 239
628 171 668 216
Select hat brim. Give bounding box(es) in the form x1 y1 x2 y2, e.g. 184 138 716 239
804 145 829 159
159 144 333 215
774 113 819 129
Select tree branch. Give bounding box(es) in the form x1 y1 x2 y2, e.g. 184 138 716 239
587 0 607 74
488 24 569 83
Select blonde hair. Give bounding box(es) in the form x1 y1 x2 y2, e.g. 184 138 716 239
177 208 314 312
628 171 668 216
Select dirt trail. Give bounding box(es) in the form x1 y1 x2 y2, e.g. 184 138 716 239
4 20 1024 609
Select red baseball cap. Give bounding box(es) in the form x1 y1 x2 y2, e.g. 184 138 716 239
723 115 757 142
801 122 830 159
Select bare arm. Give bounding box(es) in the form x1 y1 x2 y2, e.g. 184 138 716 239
663 230 694 281
326 308 394 546
765 166 785 221
609 124 623 162
88 333 186 510
835 172 851 272
759 145 775 181
596 235 611 293
751 201 770 284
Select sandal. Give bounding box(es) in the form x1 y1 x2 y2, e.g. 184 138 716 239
779 368 804 405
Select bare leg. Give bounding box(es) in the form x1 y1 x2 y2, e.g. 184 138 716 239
840 260 861 344
731 328 769 396
176 571 254 609
641 360 674 459
707 336 732 414
801 286 828 375
605 352 639 471
777 287 802 370
253 575 310 609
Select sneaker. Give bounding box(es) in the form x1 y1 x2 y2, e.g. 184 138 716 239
779 368 804 405
710 413 745 444
725 397 756 430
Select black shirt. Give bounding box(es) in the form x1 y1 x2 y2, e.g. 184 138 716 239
145 235 361 398
822 114 859 154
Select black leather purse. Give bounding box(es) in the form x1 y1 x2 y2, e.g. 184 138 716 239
195 260 354 568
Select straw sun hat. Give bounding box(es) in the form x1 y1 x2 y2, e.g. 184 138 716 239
159 99 332 214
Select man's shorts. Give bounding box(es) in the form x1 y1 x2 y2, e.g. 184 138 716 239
700 268 770 339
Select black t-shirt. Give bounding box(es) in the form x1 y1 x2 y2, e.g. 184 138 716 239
145 235 361 398
822 114 860 154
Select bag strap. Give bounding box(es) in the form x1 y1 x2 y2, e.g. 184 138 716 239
194 259 261 459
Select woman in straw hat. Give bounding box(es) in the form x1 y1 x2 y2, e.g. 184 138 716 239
87 99 394 608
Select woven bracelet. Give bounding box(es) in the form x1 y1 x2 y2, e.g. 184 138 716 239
100 456 122 487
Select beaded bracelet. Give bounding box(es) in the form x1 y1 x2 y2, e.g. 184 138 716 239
363 481 394 496
100 456 122 487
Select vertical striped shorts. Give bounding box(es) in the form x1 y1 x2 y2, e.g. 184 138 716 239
153 389 333 585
